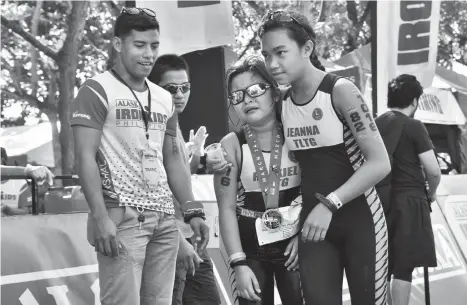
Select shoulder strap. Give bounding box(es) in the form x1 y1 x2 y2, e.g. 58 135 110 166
318 73 343 94
234 125 247 146
233 126 246 180
275 100 283 123
376 112 408 187
383 112 407 156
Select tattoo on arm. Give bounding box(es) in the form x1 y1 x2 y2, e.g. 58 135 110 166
220 167 232 186
171 137 178 155
347 94 377 133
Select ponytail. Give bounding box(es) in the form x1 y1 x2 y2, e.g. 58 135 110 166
309 53 325 72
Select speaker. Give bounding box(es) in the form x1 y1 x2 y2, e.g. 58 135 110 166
180 46 240 145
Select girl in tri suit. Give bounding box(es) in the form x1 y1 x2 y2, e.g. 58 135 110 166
213 56 303 305
258 11 391 305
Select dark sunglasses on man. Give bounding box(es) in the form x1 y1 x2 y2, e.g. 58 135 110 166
163 83 191 95
121 7 157 19
229 83 271 105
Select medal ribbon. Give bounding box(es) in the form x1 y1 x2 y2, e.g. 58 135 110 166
244 123 283 210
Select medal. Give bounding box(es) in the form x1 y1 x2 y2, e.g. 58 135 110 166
262 209 283 230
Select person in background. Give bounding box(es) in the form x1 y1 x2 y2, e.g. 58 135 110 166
1 147 54 215
375 74 441 305
149 54 221 305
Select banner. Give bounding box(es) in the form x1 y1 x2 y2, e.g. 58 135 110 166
136 0 235 55
3 174 467 305
377 0 441 115
333 65 361 91
414 87 467 125
0 208 230 305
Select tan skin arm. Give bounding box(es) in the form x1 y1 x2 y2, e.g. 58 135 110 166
332 78 391 204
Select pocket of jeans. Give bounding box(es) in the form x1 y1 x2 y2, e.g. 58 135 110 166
87 206 133 246
107 206 131 227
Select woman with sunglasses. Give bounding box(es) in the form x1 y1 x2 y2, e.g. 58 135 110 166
213 56 303 305
257 10 391 305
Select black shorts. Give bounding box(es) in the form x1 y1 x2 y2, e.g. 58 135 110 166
387 189 437 280
172 239 221 305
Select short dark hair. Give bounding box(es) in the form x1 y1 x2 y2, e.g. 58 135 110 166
149 54 190 84
225 55 278 94
114 10 160 38
258 11 324 70
387 74 424 109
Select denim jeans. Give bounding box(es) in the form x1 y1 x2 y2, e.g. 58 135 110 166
89 206 179 305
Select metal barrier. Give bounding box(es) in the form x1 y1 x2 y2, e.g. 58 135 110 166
1 174 79 215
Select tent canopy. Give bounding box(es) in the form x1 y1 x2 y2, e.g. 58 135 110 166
0 123 55 167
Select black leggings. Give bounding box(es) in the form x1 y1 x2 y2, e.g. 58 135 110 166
298 194 389 305
233 257 303 305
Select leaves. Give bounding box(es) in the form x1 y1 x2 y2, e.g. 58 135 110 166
1 0 121 126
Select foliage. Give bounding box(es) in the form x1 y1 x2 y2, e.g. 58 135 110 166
1 0 465 171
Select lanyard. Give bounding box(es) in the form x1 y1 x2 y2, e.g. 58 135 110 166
244 123 283 210
110 69 152 140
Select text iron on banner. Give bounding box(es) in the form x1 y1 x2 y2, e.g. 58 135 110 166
376 0 441 115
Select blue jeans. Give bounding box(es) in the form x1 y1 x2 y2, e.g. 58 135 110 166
89 206 179 305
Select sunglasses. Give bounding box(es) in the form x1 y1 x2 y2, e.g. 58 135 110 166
163 83 191 94
229 83 271 105
121 7 157 19
258 11 307 37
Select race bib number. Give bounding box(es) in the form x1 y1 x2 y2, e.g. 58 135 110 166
141 149 163 189
255 196 302 245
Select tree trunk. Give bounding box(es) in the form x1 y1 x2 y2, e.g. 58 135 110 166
44 110 61 186
56 1 89 177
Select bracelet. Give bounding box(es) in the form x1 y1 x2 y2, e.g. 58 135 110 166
182 201 206 223
230 259 248 269
315 193 337 213
326 192 343 210
183 208 206 223
229 252 246 263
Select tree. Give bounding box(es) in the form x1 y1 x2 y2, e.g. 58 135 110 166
231 0 371 61
438 0 467 68
1 1 120 174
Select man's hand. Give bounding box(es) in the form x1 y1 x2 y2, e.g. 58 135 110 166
92 215 121 258
284 235 299 271
187 126 209 156
25 165 54 186
301 203 333 243
178 238 203 276
189 217 210 253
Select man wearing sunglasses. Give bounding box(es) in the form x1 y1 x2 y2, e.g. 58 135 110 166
71 8 209 305
150 54 220 305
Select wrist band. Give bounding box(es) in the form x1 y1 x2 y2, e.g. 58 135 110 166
326 192 343 210
183 208 206 224
230 259 248 269
315 193 337 213
229 252 246 263
183 201 206 223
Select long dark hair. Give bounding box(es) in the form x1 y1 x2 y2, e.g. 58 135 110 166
258 11 325 71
